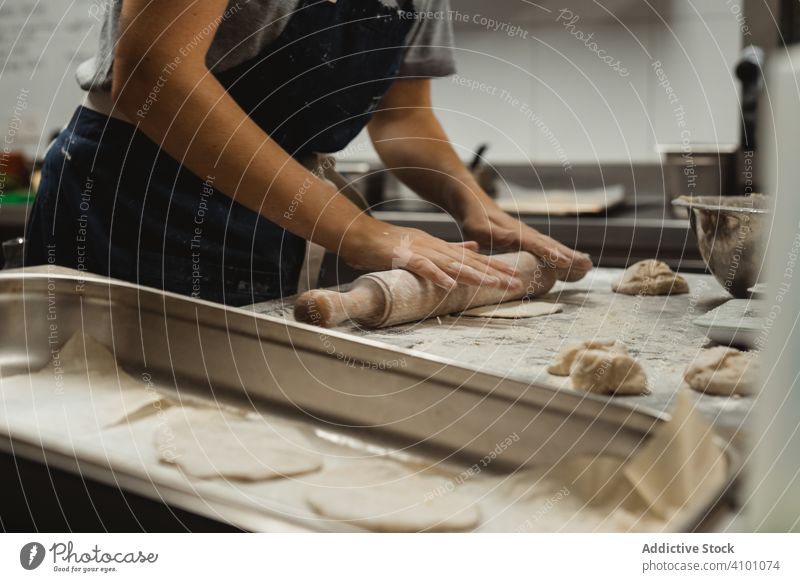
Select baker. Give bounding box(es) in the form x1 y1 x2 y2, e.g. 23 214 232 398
25 0 592 306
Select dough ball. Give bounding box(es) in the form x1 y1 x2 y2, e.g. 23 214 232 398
461 300 563 319
612 260 689 296
570 349 650 395
306 461 480 532
684 346 758 396
547 339 628 376
156 408 322 480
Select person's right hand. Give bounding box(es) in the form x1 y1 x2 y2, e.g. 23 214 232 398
339 217 523 291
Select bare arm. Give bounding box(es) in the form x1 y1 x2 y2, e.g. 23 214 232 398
368 79 593 280
113 0 363 252
111 0 521 290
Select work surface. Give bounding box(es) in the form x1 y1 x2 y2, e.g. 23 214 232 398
249 268 751 431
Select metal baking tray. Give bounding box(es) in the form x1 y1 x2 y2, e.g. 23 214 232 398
0 269 667 464
0 268 721 531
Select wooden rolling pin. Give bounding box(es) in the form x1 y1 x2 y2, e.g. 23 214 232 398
294 251 557 328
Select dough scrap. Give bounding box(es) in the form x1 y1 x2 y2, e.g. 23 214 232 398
570 349 650 395
306 461 480 532
461 300 563 319
612 260 689 296
547 339 628 376
684 346 758 396
156 408 322 481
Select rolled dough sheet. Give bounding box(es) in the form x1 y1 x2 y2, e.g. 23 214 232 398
0 331 165 438
305 460 480 532
156 407 322 481
460 300 563 319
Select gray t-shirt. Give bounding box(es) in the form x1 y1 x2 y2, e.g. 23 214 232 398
77 0 457 92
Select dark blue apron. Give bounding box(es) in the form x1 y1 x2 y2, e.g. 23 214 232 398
25 0 415 305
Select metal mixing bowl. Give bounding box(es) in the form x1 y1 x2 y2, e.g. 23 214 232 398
672 195 770 298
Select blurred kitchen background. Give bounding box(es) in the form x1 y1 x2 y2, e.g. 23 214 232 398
1 0 798 270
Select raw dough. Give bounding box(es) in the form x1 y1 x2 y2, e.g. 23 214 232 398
547 340 648 395
306 461 480 532
461 300 563 319
612 260 689 296
156 408 322 480
0 331 165 436
684 346 758 396
547 339 628 376
570 349 650 395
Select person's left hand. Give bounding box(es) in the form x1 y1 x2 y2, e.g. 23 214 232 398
461 203 593 282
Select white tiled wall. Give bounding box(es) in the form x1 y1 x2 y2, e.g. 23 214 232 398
348 1 744 165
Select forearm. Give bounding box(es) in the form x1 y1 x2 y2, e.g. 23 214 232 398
113 1 370 254
117 71 368 250
367 80 591 277
369 109 495 221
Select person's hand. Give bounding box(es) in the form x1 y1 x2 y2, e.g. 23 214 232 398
461 203 593 282
339 217 524 291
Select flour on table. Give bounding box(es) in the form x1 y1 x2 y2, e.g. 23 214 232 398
612 260 689 296
684 347 758 396
156 407 322 481
460 300 563 319
306 460 480 532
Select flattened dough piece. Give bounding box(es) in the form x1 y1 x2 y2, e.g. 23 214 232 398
684 346 758 396
547 339 628 376
156 408 322 480
461 300 563 319
612 260 689 296
570 349 649 395
306 461 480 532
